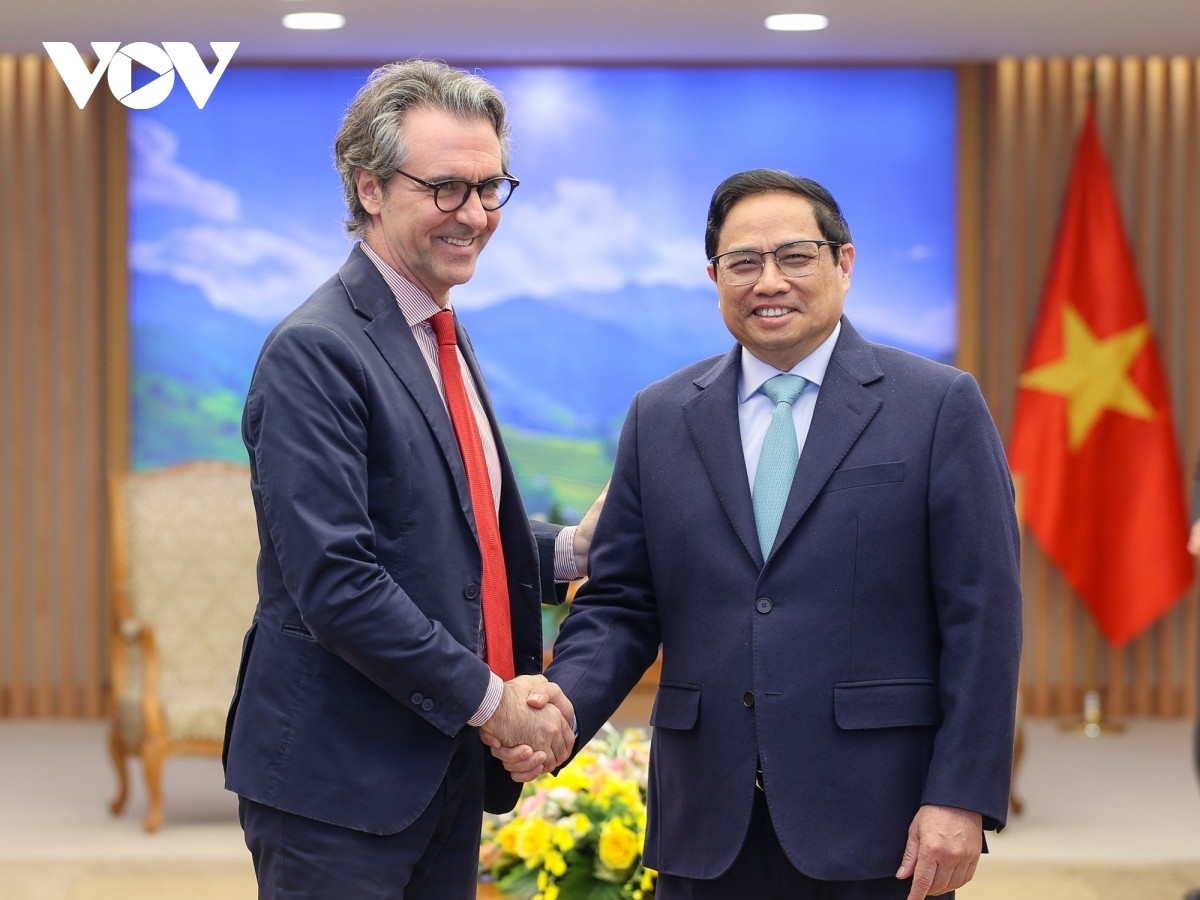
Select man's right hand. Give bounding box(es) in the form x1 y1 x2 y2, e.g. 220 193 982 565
572 481 609 576
479 676 575 772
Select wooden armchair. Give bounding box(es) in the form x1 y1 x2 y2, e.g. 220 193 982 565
106 461 259 831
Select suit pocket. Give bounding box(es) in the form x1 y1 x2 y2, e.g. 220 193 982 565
281 622 317 641
824 461 904 493
650 682 700 731
833 678 940 730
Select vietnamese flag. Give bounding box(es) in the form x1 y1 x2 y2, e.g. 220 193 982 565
1008 102 1194 647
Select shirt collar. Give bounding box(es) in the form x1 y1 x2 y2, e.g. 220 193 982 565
359 240 447 327
738 320 841 402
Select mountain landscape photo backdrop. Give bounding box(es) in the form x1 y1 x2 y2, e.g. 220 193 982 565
129 64 958 524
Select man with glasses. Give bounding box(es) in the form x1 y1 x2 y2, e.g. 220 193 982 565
492 169 1022 899
223 59 598 899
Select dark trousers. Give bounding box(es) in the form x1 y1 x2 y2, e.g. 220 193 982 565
239 732 485 899
656 785 941 900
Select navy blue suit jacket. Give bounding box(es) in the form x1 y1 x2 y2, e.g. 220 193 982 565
546 318 1022 881
223 245 559 833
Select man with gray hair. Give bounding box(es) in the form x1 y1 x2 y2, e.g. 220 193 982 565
223 59 596 898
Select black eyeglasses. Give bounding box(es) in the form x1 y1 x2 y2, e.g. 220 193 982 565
710 240 842 286
393 169 520 212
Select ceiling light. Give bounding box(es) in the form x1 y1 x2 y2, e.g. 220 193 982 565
764 13 830 32
282 12 346 30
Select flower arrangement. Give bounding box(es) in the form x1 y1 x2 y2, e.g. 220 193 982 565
479 724 657 900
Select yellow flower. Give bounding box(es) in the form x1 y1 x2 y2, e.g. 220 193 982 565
548 768 591 792
496 820 522 856
552 823 576 853
640 866 658 889
573 750 599 769
544 848 568 877
598 776 642 811
516 816 552 861
568 812 592 836
597 818 640 872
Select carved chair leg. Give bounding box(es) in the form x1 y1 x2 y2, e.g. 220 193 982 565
142 736 168 833
107 723 131 816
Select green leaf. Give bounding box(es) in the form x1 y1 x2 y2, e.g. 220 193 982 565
554 863 593 897
494 866 538 900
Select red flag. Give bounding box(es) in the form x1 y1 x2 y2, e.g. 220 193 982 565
1008 102 1194 647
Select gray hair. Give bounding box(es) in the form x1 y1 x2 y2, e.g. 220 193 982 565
333 59 511 237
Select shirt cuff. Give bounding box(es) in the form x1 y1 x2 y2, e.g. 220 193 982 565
553 525 580 581
468 672 504 727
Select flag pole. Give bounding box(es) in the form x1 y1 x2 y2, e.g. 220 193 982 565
1060 624 1125 737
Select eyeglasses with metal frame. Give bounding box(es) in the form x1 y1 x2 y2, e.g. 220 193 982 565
710 239 842 286
393 169 520 212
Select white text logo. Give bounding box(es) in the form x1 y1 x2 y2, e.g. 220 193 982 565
42 42 239 109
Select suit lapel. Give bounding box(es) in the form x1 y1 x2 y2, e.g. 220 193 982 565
682 348 763 564
339 247 475 521
771 319 883 554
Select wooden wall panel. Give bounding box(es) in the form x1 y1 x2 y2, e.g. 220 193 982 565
0 55 115 718
963 57 1200 720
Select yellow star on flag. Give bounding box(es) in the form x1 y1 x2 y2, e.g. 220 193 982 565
1017 304 1154 450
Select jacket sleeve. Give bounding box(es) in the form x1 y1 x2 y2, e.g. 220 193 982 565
921 371 1023 831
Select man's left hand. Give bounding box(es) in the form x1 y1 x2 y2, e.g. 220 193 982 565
895 804 982 899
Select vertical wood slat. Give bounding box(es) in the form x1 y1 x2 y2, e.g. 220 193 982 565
971 56 1200 720
1184 61 1200 724
0 55 20 717
6 56 35 718
0 57 7 716
0 55 113 718
34 55 57 717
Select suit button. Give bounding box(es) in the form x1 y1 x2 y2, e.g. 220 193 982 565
744 692 756 708
422 699 434 712
464 584 479 599
755 597 773 613
411 693 424 705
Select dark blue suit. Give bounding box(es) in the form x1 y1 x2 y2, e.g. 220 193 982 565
223 246 559 841
546 318 1022 885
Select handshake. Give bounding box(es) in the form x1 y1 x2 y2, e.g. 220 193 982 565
479 674 574 783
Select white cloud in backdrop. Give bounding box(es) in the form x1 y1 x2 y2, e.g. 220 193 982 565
130 119 345 322
455 177 710 308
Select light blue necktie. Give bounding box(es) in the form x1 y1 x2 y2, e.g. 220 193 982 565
752 374 807 558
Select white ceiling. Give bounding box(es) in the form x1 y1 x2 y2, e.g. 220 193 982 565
7 0 1200 65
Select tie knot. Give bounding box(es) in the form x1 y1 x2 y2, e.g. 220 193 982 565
429 309 457 348
761 373 806 407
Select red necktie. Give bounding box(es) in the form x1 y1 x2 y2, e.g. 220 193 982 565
429 310 515 681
